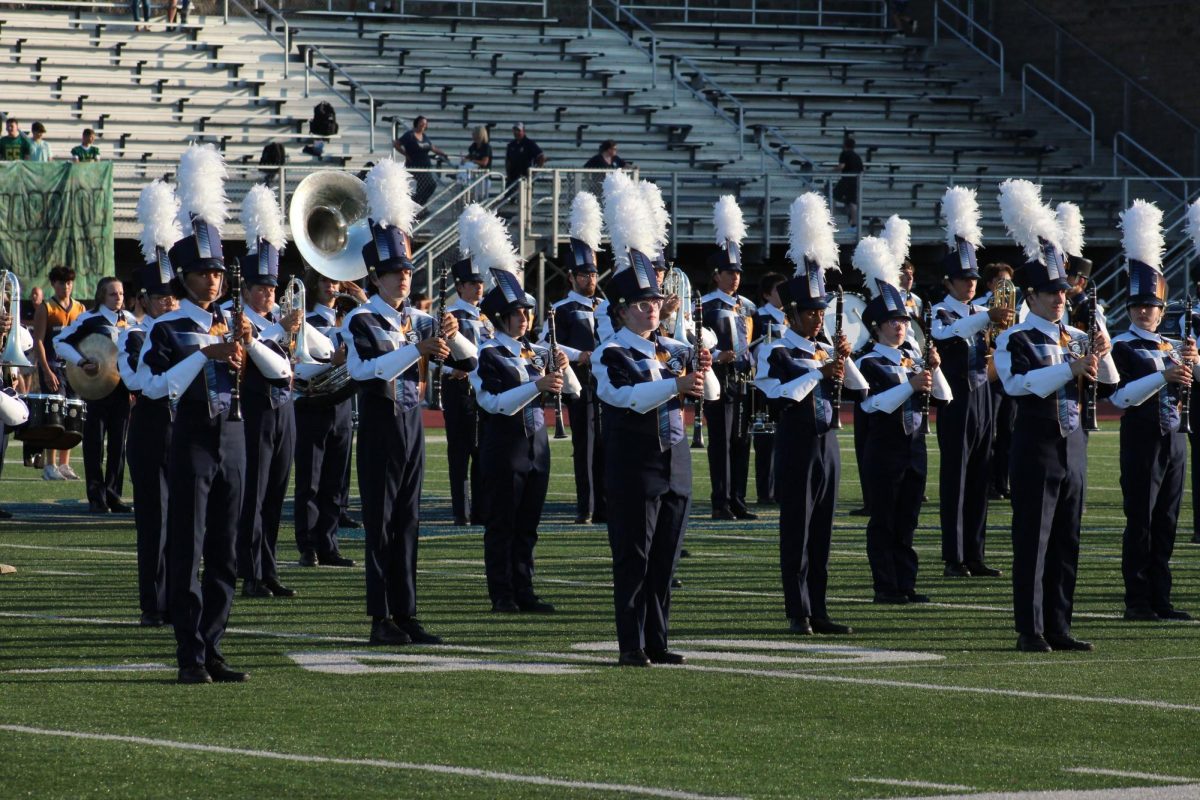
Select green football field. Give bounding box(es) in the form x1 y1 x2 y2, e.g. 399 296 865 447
1 428 1198 799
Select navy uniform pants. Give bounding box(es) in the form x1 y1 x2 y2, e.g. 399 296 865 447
852 398 871 510
990 385 1016 493
237 400 295 583
480 425 549 603
167 414 245 669
294 399 352 558
566 388 606 520
937 381 993 564
358 395 424 620
705 394 751 512
1120 419 1185 614
776 422 838 621
864 434 925 595
1009 418 1086 637
128 399 171 617
84 387 131 507
443 379 484 522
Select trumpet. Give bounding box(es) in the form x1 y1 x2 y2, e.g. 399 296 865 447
987 277 1017 347
281 276 317 367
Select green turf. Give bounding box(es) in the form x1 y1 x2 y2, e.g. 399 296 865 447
1 428 1198 799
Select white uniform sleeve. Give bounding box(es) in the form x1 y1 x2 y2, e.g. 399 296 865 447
1110 371 1167 408
247 338 291 380
932 308 991 341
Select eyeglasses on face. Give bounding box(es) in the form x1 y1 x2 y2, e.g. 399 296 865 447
629 299 663 314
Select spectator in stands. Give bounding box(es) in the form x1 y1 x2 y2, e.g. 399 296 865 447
28 122 51 162
395 116 447 206
889 0 917 34
71 129 101 163
461 125 492 200
167 0 189 27
505 122 546 185
0 118 31 161
130 0 151 31
583 140 628 170
833 136 863 232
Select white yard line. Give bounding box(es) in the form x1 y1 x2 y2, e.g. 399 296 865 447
0 543 136 558
0 724 744 800
850 777 974 791
874 787 1200 800
1063 768 1197 784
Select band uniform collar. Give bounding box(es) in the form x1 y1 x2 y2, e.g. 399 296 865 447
617 325 657 358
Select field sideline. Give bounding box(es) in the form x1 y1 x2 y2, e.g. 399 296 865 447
1 427 1198 799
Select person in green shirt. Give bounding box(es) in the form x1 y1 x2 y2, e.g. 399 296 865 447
0 118 32 161
70 128 100 162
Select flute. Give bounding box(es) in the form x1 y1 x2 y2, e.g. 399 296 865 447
546 310 567 439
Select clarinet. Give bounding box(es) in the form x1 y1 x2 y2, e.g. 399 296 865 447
1081 282 1100 432
918 300 933 435
1180 294 1194 435
691 290 705 448
829 287 844 430
227 260 244 423
428 261 450 412
546 309 568 439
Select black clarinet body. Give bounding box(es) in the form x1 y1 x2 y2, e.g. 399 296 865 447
691 290 705 448
429 261 450 412
227 260 244 423
1082 282 1100 432
918 300 933 435
546 311 568 439
1180 294 1194 435
829 288 844 430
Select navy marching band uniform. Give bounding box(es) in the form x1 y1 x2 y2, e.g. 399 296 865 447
442 259 493 526
54 299 137 512
471 269 580 611
1181 299 1200 546
750 299 785 504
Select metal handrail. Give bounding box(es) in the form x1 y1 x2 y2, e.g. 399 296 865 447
301 44 379 152
1112 132 1187 206
669 54 746 158
610 0 888 28
932 0 1005 95
1020 64 1095 165
411 170 507 235
223 0 290 78
588 0 658 87
320 0 548 14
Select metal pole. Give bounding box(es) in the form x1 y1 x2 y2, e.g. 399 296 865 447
223 0 229 23
587 0 592 35
762 172 771 253
426 251 434 299
738 107 744 158
550 170 561 253
536 251 546 324
304 48 310 97
670 172 679 261
932 0 939 46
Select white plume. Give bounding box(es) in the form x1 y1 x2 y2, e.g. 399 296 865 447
1187 198 1200 260
175 143 228 234
1119 199 1165 269
940 186 982 250
1056 202 1085 258
853 237 899 299
640 180 671 256
568 191 603 252
458 203 521 276
365 159 418 234
785 193 838 276
602 170 635 209
713 195 747 250
136 180 181 263
998 179 1060 262
240 184 287 254
882 214 911 267
603 178 657 272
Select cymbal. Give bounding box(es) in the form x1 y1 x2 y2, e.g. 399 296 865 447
65 333 121 400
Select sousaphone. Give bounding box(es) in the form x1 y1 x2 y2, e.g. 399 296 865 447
290 170 372 282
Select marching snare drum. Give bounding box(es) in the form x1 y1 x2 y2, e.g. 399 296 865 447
14 393 66 444
54 398 86 450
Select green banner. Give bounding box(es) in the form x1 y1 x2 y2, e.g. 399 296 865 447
0 161 114 299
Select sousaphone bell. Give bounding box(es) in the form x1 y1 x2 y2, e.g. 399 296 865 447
289 171 372 282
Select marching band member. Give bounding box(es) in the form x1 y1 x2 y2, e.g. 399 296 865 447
31 265 84 481
854 236 951 604
981 261 1018 499
545 191 606 525
755 193 865 636
1185 198 1200 546
592 176 716 666
343 160 475 646
994 178 1117 653
931 187 1008 579
466 205 579 612
141 144 291 683
1110 202 1194 622
54 276 137 513
441 256 491 527
702 195 757 521
232 185 323 600
293 270 362 567
121 180 181 626
751 272 787 505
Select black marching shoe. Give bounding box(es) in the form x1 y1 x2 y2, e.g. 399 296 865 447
452 517 469 527
368 618 411 645
261 578 296 598
395 617 443 645
242 579 273 598
592 512 607 524
788 617 814 635
670 577 683 588
516 596 555 613
1123 607 1160 622
319 552 356 568
1157 609 1193 621
848 506 870 517
108 501 133 514
206 659 249 683
905 591 931 604
139 611 166 627
731 506 758 521
177 665 213 684
298 550 319 567
811 617 854 635
491 599 520 613
1016 634 1052 653
618 649 651 667
0 507 11 520
873 592 909 605
338 512 360 529
1045 633 1094 652
88 502 109 514
711 507 736 521
573 515 592 525
1191 534 1200 545
943 562 972 578
645 648 686 665
965 561 1002 577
